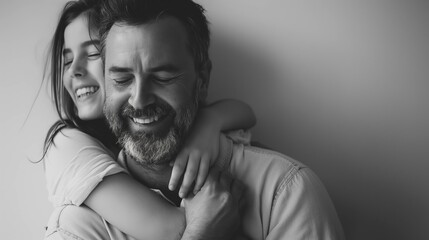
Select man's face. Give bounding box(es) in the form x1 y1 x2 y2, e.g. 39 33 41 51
103 16 207 167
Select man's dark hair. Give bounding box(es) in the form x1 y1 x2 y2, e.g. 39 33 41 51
99 0 210 70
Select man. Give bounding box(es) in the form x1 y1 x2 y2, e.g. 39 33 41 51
101 0 345 239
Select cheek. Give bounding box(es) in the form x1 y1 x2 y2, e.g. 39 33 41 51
105 87 129 113
89 60 105 87
97 75 106 103
88 60 106 104
62 74 75 99
166 83 196 108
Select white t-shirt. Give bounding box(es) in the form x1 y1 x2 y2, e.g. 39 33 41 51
44 128 126 207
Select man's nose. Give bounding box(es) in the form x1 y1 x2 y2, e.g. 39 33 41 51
128 78 156 110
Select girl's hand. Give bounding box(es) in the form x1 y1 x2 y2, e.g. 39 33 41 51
181 168 244 240
169 109 221 198
169 99 255 199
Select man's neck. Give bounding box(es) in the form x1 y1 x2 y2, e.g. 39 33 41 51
126 154 170 189
125 153 182 205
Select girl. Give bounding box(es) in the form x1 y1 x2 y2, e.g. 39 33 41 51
43 0 255 239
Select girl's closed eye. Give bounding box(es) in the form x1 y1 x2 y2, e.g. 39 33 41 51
64 60 72 67
63 52 73 67
88 52 100 60
64 58 73 67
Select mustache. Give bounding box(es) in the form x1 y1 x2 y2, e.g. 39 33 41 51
122 102 172 119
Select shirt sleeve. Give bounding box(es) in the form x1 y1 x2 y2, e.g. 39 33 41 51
224 129 252 145
44 128 126 207
267 167 345 240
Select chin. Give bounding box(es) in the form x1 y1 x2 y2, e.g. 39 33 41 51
121 125 181 167
78 109 104 120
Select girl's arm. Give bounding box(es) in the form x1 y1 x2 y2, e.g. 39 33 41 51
86 170 242 240
169 99 256 197
45 128 239 240
85 173 186 239
201 98 256 132
45 128 185 239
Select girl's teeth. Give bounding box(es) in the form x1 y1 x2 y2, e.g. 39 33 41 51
76 86 99 98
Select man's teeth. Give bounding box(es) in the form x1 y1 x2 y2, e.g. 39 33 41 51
133 115 160 124
76 86 99 98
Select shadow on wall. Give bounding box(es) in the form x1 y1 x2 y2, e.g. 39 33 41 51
209 32 296 151
208 29 429 240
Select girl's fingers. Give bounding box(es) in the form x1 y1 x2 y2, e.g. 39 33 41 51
193 154 211 194
169 153 188 191
179 154 200 198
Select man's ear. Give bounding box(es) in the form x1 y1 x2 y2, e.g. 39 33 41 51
197 60 212 103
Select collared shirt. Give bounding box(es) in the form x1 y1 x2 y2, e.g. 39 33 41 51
116 131 344 239
44 129 344 239
213 133 345 239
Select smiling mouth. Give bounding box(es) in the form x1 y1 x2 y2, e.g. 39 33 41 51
76 86 99 98
132 112 172 126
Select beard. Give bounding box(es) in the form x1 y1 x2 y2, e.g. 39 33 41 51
104 93 199 168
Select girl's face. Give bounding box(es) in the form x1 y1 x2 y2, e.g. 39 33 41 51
63 14 104 120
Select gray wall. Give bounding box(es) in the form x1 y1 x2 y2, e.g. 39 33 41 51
203 0 429 239
1 0 428 239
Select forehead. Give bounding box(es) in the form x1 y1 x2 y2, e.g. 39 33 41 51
104 16 193 71
64 14 91 47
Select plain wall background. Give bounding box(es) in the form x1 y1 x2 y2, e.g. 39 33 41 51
1 0 428 239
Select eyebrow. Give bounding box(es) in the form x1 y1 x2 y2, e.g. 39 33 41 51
108 66 134 74
146 64 181 73
108 64 181 74
63 39 101 55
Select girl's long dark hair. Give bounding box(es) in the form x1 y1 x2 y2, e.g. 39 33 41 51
41 0 115 161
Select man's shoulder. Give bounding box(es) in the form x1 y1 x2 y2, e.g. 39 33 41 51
220 135 310 188
228 143 311 193
228 143 345 239
224 131 307 172
241 144 308 172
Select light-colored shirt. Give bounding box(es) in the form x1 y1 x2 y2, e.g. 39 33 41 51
44 128 125 207
116 130 344 239
215 133 345 239
44 129 344 239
